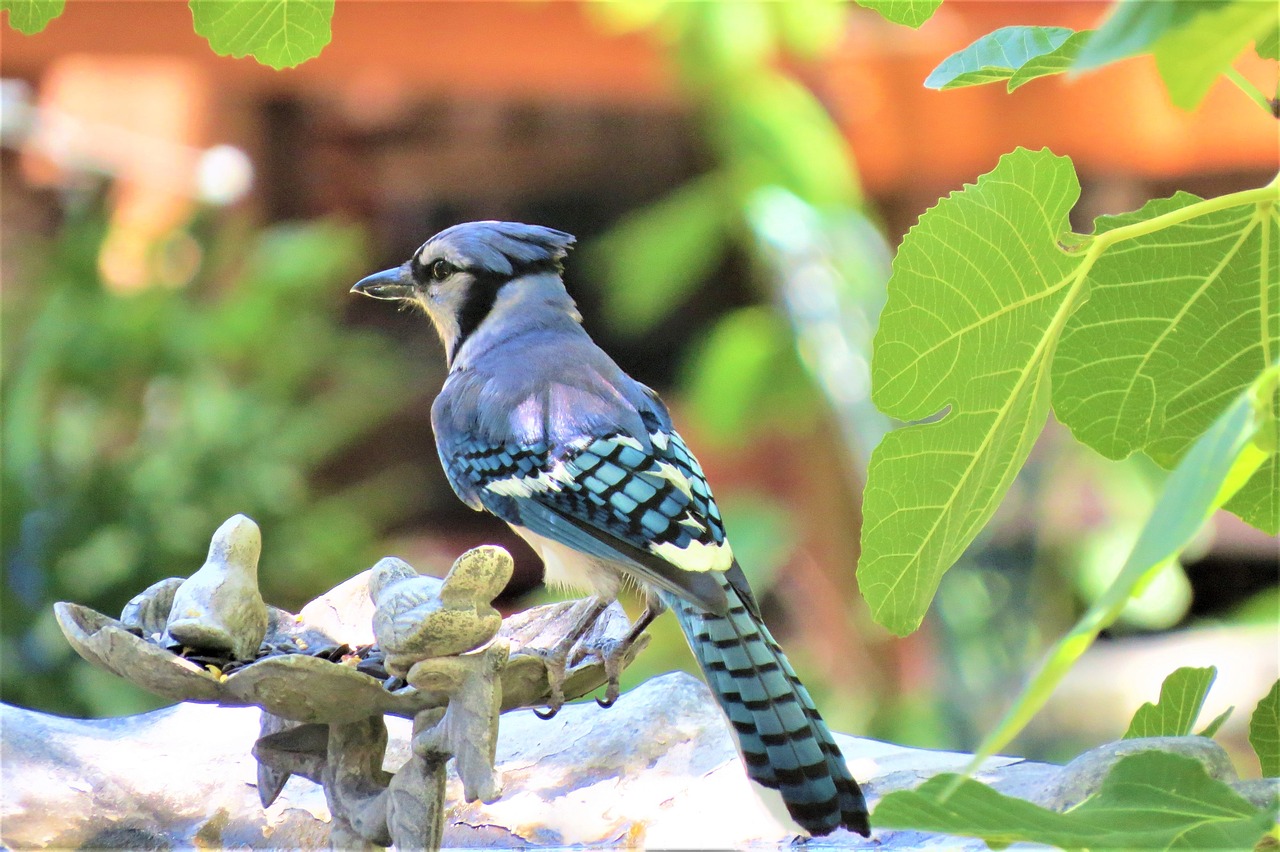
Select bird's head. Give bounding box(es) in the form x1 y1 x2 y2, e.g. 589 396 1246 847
352 221 578 364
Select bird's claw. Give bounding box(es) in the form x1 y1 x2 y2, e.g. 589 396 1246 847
587 636 631 710
528 599 651 718
526 644 571 720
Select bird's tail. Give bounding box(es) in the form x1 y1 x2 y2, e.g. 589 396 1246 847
664 569 870 838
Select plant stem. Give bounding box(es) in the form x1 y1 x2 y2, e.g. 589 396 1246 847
1224 67 1277 118
1087 175 1280 257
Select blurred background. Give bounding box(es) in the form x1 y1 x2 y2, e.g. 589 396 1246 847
2 1 1276 771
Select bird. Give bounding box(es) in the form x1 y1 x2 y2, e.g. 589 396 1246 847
352 220 869 838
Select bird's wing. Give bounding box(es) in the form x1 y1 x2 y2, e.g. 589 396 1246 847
441 428 734 615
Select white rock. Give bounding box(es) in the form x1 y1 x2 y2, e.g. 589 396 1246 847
1 672 1051 850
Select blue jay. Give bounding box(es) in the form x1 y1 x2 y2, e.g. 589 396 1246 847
352 221 869 838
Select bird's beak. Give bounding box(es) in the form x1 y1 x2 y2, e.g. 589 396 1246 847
351 264 415 301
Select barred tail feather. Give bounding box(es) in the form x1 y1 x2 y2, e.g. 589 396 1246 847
665 574 870 838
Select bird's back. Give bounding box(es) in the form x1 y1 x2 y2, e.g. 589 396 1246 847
433 324 666 464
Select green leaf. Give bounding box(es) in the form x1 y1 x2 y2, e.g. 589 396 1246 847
1074 0 1231 71
853 0 941 29
1 0 64 34
1153 0 1280 110
962 368 1277 772
1053 187 1280 534
1008 30 1096 91
859 148 1082 636
1251 680 1280 776
875 751 1279 849
925 27 1090 92
589 173 729 335
1258 24 1279 60
1124 666 1216 739
189 0 334 70
1197 705 1234 738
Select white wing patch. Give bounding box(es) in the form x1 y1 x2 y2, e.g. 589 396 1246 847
650 538 734 573
678 515 707 533
647 461 695 500
612 434 645 452
484 464 575 498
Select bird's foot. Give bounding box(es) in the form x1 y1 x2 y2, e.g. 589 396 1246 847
574 599 661 709
526 644 572 720
587 637 629 709
525 596 609 719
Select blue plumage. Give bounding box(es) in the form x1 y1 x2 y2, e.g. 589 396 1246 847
354 221 870 838
439 427 732 614
424 221 576 277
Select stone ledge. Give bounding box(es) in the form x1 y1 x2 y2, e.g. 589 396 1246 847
3 671 1054 850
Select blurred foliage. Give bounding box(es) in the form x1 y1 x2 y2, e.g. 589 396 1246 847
587 1 862 218
1038 443 1196 633
1 200 420 716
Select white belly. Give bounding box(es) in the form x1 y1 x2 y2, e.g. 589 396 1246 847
510 524 622 599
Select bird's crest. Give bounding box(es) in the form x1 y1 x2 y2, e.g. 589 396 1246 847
420 221 576 277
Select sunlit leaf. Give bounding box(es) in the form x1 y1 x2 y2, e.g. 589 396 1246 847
589 173 729 335
860 148 1080 636
1251 680 1280 776
1 0 64 34
1007 31 1096 91
1124 666 1216 739
962 369 1277 771
875 751 1279 849
1197 706 1233 738
853 0 941 29
1053 189 1280 534
189 0 334 70
1153 0 1279 109
1074 0 1230 71
1258 24 1279 60
926 27 1090 92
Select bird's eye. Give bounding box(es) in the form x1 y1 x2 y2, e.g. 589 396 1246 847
430 259 455 281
